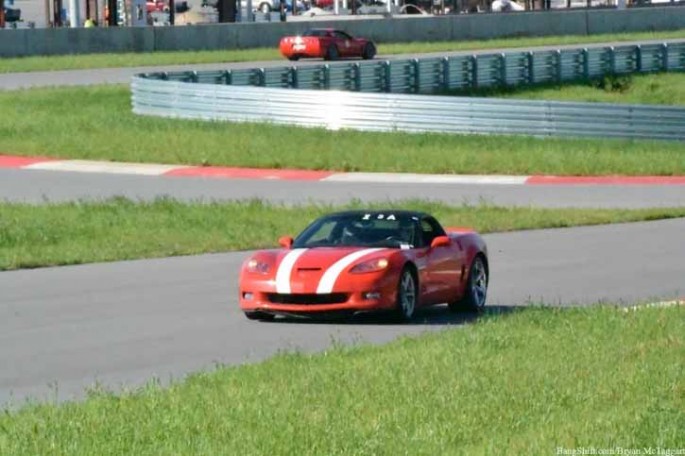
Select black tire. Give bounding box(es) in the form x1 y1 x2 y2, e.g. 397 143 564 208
288 55 300 61
394 267 417 322
362 42 376 60
244 311 276 321
449 255 488 312
324 45 339 61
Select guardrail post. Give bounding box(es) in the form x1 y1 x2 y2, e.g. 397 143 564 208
290 66 298 89
442 57 450 90
582 48 589 80
222 70 232 85
258 68 266 87
662 43 669 71
634 45 642 73
323 64 331 90
161 72 169 81
412 59 420 93
470 55 478 89
250 68 260 86
383 61 391 93
555 50 562 83
186 71 198 83
499 53 507 87
353 63 361 92
527 52 534 85
609 47 616 74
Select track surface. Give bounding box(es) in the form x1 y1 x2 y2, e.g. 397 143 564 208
1 39 684 90
2 168 684 208
2 42 684 408
2 217 683 406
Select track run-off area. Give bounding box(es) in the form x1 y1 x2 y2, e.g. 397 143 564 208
1 42 684 407
2 217 684 405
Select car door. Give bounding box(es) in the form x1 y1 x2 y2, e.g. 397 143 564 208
333 31 357 58
420 217 462 304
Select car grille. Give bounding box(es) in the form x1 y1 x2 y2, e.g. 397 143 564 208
266 293 349 305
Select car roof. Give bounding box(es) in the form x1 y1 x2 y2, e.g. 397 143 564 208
308 28 346 33
321 210 432 219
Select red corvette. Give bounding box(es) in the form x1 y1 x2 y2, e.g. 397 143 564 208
279 28 377 61
239 210 489 321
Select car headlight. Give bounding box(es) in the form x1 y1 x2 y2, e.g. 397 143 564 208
350 258 389 274
246 258 271 274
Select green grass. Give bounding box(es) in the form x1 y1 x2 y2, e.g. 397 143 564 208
0 29 684 73
2 197 685 270
2 85 685 175
453 72 685 106
2 305 683 454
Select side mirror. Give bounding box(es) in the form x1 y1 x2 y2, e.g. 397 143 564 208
278 236 294 249
430 235 451 249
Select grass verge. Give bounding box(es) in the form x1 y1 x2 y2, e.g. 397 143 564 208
0 29 684 73
2 197 685 270
1 305 683 454
2 85 685 175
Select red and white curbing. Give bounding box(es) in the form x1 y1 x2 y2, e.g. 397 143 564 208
2 154 685 185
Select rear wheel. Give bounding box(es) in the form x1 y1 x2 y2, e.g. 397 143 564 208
244 311 276 321
394 268 417 321
449 255 488 312
362 42 376 60
324 45 339 61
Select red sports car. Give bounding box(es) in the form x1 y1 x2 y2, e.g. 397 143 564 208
279 28 377 61
239 210 489 321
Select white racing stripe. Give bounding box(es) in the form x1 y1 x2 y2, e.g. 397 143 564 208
316 248 384 294
275 249 308 294
26 160 182 176
323 173 529 185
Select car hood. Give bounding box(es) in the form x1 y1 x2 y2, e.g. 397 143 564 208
255 247 391 294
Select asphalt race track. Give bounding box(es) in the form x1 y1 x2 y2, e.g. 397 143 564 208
1 45 685 408
1 39 683 90
2 218 684 406
2 168 685 208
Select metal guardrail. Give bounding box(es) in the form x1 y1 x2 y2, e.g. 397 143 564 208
132 42 685 141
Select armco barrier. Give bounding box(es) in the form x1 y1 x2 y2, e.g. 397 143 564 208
131 41 685 141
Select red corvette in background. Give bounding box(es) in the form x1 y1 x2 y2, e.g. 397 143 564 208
279 28 377 61
239 210 489 321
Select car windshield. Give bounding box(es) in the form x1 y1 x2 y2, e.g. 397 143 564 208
293 213 418 249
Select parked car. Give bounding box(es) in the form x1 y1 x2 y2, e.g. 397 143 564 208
280 28 376 61
255 0 306 13
146 0 189 13
3 6 21 22
238 210 489 321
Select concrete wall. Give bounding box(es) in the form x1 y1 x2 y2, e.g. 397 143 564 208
1 6 684 57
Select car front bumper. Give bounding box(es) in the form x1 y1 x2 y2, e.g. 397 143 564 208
239 274 398 316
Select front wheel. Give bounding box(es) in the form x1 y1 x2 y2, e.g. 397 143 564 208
449 255 488 312
362 42 376 60
394 268 417 321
